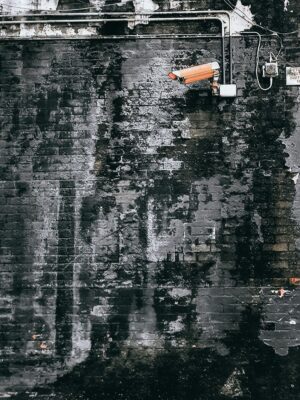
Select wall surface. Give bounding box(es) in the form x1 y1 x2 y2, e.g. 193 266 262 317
0 0 59 13
0 1 300 399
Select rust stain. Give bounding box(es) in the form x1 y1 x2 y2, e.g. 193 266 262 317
32 334 42 340
289 277 300 285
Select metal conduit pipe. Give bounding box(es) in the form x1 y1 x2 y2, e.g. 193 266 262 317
0 11 232 83
0 11 232 17
0 35 223 40
0 18 136 23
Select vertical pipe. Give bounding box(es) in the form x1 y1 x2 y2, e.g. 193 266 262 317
228 17 233 84
221 24 226 84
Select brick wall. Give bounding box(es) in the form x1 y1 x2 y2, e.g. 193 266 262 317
0 1 300 399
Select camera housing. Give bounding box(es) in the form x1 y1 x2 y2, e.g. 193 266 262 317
168 62 237 97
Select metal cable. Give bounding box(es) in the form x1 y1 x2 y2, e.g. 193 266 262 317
242 31 273 91
223 0 299 36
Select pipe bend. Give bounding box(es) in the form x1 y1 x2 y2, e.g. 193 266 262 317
0 10 232 84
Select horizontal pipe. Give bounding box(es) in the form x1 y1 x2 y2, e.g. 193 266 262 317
0 10 232 18
0 18 133 24
0 10 231 84
0 34 277 39
0 16 224 25
0 34 224 41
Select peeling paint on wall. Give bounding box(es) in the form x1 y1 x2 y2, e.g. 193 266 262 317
89 0 105 10
220 368 245 398
0 0 59 13
39 0 59 10
132 0 159 13
19 23 97 38
231 0 254 34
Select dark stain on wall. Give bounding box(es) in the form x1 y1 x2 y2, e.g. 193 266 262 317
55 180 75 357
12 304 300 400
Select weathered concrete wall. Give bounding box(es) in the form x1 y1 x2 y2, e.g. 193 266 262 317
0 0 300 399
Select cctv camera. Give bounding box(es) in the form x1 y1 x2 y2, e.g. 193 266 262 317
168 62 220 84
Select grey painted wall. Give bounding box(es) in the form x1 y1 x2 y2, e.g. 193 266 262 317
0 1 299 399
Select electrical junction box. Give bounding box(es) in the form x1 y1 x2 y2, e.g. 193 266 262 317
219 84 237 97
263 62 279 78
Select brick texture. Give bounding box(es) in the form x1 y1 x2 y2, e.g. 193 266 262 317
0 0 300 399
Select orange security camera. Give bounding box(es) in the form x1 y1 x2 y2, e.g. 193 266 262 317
168 62 220 84
168 62 238 97
168 62 220 95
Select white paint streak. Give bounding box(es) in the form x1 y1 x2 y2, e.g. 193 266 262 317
146 198 159 262
67 320 92 366
284 0 289 11
231 0 254 35
159 158 183 172
111 0 158 28
292 172 299 184
168 288 191 298
169 0 181 9
89 0 105 10
19 23 97 38
253 211 263 241
91 302 111 318
210 225 216 240
169 317 185 333
220 368 244 398
133 0 159 13
281 126 300 254
127 287 162 348
146 128 174 153
39 0 59 11
146 198 187 262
